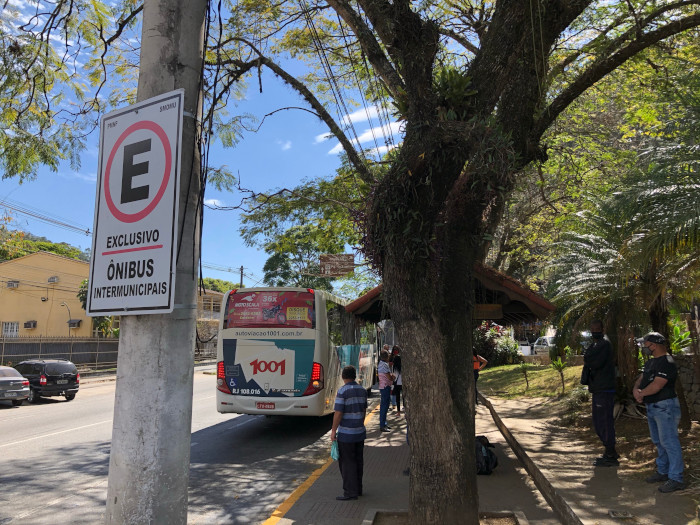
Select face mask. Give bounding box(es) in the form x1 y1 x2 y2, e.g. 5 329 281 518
641 345 653 356
591 332 604 340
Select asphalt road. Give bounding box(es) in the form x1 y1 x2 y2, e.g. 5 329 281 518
0 369 333 524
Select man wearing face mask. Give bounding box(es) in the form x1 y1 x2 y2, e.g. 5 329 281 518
583 320 618 466
633 332 686 493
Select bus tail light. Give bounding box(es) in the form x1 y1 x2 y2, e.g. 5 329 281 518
216 361 232 394
303 362 323 396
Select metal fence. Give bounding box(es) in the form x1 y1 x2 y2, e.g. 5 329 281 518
0 336 119 372
1 336 217 372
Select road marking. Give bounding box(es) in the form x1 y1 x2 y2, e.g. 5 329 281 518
261 404 378 525
0 419 112 449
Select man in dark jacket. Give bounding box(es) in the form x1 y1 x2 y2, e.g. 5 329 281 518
584 320 618 466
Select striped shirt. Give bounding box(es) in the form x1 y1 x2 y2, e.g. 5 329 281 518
378 360 392 388
334 381 368 443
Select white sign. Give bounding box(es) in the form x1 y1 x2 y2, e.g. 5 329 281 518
87 90 184 316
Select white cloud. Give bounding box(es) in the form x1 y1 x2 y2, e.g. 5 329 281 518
204 198 223 207
277 140 292 151
61 171 97 183
327 121 404 155
314 132 333 144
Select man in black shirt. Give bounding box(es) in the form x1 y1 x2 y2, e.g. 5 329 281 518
633 332 686 493
583 320 618 466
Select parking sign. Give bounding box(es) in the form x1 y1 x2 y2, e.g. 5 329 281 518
87 90 184 316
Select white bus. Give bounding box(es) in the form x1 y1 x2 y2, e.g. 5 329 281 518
216 287 377 416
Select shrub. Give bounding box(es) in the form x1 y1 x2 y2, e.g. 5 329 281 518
493 336 523 366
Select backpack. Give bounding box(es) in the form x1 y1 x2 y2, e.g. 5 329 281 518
475 435 498 475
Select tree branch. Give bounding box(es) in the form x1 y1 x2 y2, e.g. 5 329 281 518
223 38 374 183
325 0 404 99
534 12 700 141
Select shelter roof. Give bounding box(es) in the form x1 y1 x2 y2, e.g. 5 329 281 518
346 264 555 325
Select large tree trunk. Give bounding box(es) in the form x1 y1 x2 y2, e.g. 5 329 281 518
383 253 477 523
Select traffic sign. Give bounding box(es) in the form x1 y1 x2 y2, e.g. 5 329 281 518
87 90 184 316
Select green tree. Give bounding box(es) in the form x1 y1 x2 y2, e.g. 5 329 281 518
217 4 700 521
201 277 238 293
77 279 115 337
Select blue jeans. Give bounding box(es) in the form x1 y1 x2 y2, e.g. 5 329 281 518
379 386 391 428
646 397 683 482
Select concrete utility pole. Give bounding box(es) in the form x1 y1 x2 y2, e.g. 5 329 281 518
105 0 207 523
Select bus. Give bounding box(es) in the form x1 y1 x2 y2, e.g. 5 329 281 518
216 287 378 416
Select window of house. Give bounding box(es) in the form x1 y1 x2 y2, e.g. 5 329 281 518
2 322 19 338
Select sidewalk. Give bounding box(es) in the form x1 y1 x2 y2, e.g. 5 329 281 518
265 396 699 525
267 400 558 525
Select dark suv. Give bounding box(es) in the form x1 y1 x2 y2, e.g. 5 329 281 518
14 359 80 403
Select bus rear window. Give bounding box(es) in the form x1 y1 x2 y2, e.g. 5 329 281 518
224 291 316 329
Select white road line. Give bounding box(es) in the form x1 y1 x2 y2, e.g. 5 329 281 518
0 419 112 448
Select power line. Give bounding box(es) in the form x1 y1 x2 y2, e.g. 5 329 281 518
1 198 92 236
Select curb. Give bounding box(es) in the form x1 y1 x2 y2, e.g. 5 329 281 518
361 509 530 524
479 392 584 525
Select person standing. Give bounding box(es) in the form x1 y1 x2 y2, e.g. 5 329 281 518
331 365 368 500
473 352 487 404
377 350 393 432
391 345 403 414
584 320 619 467
634 332 686 493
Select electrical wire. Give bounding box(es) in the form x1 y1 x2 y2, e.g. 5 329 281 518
1 198 92 236
298 0 366 158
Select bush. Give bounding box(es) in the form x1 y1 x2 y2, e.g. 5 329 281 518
492 336 523 366
473 321 506 363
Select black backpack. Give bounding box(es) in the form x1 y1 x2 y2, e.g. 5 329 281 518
475 435 498 475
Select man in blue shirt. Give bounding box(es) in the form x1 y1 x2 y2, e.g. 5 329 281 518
331 365 368 500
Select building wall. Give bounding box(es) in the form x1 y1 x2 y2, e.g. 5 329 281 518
0 252 92 338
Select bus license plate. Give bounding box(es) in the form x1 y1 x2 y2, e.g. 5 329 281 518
57 380 68 384
256 402 275 410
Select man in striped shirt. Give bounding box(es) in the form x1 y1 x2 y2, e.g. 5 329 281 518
331 365 368 500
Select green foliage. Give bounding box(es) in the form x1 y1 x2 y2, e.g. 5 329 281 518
1 0 142 180
668 317 692 355
201 277 238 293
494 336 523 365
0 228 89 262
518 362 530 390
77 279 115 337
434 67 476 121
550 357 567 394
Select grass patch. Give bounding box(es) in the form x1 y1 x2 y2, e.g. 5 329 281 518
479 363 584 399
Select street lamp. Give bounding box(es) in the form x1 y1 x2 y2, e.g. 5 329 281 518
60 302 72 337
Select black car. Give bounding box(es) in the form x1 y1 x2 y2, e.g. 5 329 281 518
14 359 80 403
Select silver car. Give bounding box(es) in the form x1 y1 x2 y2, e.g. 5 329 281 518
0 366 30 406
533 336 556 355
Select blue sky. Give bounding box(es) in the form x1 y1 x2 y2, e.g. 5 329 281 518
0 66 399 288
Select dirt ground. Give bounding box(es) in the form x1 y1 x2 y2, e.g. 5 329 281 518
567 399 700 498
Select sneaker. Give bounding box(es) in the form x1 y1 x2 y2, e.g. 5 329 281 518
594 456 619 467
658 479 686 493
380 426 392 432
645 472 669 483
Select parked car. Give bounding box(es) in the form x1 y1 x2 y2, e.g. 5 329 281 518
14 359 80 403
533 336 556 355
0 366 30 406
